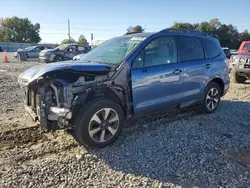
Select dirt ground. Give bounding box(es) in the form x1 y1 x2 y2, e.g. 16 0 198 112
0 59 250 187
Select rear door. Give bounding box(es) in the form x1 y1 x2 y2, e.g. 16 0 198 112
178 36 208 106
131 36 184 115
77 45 88 55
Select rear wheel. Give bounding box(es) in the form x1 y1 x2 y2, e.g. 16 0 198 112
201 82 221 114
75 99 124 148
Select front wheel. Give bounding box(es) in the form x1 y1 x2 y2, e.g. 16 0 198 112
54 55 63 62
75 99 124 148
230 69 246 83
201 82 221 114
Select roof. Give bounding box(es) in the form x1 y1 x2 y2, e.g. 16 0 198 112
122 29 215 40
60 43 90 46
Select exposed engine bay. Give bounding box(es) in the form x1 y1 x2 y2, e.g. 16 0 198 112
18 61 132 133
23 69 110 132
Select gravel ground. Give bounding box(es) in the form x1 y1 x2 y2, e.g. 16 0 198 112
0 61 250 188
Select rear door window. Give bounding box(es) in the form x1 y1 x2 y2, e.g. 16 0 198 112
178 36 205 62
202 38 221 59
78 46 86 51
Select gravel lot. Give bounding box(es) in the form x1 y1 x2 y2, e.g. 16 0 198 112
0 60 250 188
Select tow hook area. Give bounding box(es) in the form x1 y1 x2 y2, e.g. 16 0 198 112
47 107 72 129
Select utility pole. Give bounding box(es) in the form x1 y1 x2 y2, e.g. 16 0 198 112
68 19 71 41
91 33 93 48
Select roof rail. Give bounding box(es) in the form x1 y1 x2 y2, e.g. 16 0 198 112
159 28 208 36
124 31 143 35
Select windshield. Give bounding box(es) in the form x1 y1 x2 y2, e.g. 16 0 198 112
80 36 147 64
55 44 68 50
25 46 36 50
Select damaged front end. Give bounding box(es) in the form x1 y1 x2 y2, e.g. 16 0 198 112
18 62 113 132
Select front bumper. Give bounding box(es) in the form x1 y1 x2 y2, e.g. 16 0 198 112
13 52 18 58
236 68 250 77
39 56 53 63
23 87 72 131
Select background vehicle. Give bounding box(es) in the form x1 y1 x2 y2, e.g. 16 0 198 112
222 47 231 59
18 29 229 148
229 55 250 83
39 43 91 63
230 49 238 55
13 45 53 59
73 53 86 61
237 41 250 55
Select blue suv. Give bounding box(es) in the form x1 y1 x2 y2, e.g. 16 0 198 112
18 29 230 148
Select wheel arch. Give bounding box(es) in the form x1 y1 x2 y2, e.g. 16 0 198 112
72 86 128 121
54 54 64 61
208 77 224 96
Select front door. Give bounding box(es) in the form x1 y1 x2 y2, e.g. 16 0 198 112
28 46 43 58
65 45 77 60
131 36 183 115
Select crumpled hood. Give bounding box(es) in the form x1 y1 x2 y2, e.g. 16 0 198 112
18 61 111 85
40 49 54 55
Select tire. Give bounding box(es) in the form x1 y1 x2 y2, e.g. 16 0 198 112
201 82 221 114
74 99 124 148
230 69 246 83
54 55 63 62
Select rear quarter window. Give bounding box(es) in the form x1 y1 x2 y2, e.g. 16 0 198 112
178 36 205 62
202 38 221 59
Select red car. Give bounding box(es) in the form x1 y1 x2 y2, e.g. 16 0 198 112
238 41 250 55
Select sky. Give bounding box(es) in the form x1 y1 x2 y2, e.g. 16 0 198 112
1 0 250 44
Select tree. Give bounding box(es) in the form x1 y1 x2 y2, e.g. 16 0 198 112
61 38 76 44
0 16 41 43
171 22 198 30
170 18 250 49
78 35 88 45
127 25 145 33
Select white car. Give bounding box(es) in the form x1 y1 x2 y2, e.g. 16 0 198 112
73 53 86 61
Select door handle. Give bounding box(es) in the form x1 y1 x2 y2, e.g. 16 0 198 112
173 69 182 75
205 63 211 69
142 68 147 72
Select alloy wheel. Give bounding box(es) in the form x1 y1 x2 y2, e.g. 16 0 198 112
88 108 119 143
206 88 220 111
55 56 62 62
